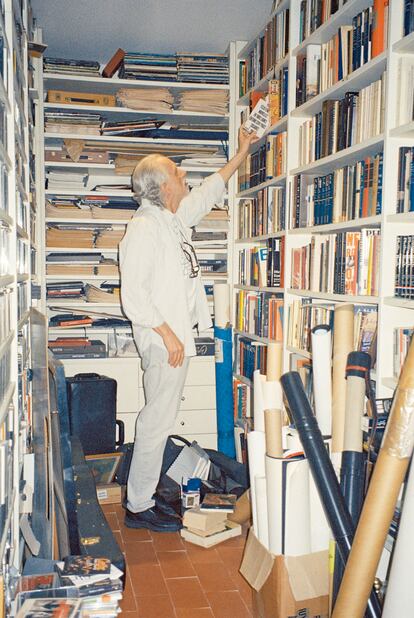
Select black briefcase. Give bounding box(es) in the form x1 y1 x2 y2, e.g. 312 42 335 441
66 373 124 455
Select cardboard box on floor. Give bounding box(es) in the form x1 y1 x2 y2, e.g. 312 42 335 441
240 529 329 618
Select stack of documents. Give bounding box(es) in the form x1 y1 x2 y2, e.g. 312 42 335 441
84 283 120 304
46 171 87 192
177 89 229 115
46 199 92 219
95 227 126 248
116 87 174 111
46 225 95 248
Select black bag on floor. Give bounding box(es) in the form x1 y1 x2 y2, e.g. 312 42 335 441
66 373 124 455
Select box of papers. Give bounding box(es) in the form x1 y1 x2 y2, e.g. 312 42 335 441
96 483 122 505
181 520 241 547
47 89 116 107
240 529 329 618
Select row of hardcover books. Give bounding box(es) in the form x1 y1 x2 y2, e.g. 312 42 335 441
238 237 285 289
287 298 377 354
291 228 381 296
397 147 414 213
238 186 285 238
235 336 267 382
238 132 287 192
395 235 414 299
292 152 383 228
244 70 288 125
299 75 386 166
299 0 341 43
296 5 387 107
240 8 289 96
233 380 251 425
235 290 283 341
393 327 414 378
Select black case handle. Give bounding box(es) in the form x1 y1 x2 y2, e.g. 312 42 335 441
116 420 125 446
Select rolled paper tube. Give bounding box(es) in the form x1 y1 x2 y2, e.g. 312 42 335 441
382 461 414 617
311 324 332 436
247 430 266 534
253 370 266 432
332 304 354 454
255 475 269 549
265 454 283 554
213 283 230 328
264 408 283 457
262 380 283 412
343 351 371 452
281 371 381 618
332 337 414 618
266 342 283 381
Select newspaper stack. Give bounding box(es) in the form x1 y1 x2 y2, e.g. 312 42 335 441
46 171 87 192
44 111 103 136
95 227 126 248
116 87 174 112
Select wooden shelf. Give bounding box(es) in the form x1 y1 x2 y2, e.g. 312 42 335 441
235 231 285 243
234 284 284 293
233 329 280 344
286 345 312 359
236 174 286 198
287 288 379 304
290 215 381 234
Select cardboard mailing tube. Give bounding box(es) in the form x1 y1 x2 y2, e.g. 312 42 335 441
266 342 283 381
332 338 414 618
332 304 354 454
280 371 381 618
264 409 283 457
343 351 370 453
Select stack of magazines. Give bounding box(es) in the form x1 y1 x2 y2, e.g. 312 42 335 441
119 51 178 81
176 52 229 84
101 118 165 137
14 556 123 617
177 88 229 114
116 87 174 111
44 111 102 136
43 57 101 77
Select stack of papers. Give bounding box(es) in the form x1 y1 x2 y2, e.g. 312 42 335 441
177 89 229 115
116 87 174 112
45 111 102 135
95 227 126 248
46 171 87 192
166 442 211 484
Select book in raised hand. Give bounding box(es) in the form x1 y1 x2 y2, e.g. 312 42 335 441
199 493 237 513
244 97 269 138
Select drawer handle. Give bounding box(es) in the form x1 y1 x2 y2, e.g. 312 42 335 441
181 396 185 401
180 421 185 426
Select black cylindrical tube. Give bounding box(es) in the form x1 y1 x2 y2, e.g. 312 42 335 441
280 371 381 618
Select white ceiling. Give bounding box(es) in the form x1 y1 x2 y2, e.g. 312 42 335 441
32 0 273 63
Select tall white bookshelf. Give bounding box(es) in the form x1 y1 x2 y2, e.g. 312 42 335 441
36 44 239 448
0 0 38 609
231 0 414 588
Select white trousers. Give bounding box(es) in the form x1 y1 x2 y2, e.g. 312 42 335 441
127 344 189 512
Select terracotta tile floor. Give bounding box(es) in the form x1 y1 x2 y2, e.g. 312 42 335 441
101 503 255 617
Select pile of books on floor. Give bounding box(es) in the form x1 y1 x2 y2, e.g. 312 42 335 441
176 52 229 84
14 556 123 617
48 336 107 359
43 56 101 77
116 86 174 112
119 51 178 81
44 111 103 135
177 88 229 114
181 494 241 547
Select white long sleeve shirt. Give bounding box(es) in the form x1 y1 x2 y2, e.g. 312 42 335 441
119 172 225 357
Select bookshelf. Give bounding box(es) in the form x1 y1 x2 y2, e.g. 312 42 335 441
36 43 239 449
231 0 414 588
0 0 38 608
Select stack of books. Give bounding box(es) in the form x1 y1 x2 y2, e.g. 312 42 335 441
44 111 103 136
176 52 229 84
46 252 113 276
48 337 107 359
43 56 101 76
119 52 178 81
46 170 87 192
46 224 96 249
46 281 84 300
101 118 165 137
181 496 241 547
177 89 229 115
116 87 174 112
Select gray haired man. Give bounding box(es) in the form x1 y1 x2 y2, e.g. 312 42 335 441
119 127 257 531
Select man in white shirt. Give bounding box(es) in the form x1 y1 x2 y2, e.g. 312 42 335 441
119 127 257 531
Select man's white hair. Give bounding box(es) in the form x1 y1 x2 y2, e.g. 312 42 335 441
132 154 170 209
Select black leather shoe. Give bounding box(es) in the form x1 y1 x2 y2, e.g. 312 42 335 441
154 496 181 519
124 506 182 532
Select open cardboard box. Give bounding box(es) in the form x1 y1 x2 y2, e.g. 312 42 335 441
240 528 329 618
